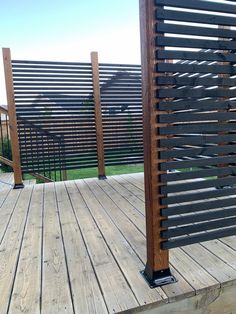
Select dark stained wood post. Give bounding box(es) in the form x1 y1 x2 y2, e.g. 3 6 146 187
139 0 175 287
2 48 24 188
91 51 106 179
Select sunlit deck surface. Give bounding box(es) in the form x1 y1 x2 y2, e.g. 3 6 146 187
1 172 236 313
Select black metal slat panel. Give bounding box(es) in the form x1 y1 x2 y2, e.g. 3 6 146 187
99 64 143 165
13 60 97 172
13 60 143 173
156 0 236 247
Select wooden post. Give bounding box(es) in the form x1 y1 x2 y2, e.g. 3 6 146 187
2 48 24 188
91 51 106 179
139 0 175 287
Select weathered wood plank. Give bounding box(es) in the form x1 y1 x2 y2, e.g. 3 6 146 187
181 243 236 287
85 178 195 302
106 176 145 216
0 186 33 314
41 183 74 314
96 178 145 233
71 179 139 313
0 189 21 242
74 179 166 308
8 184 43 314
55 181 108 314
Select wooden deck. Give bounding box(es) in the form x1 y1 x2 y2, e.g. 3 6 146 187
1 173 236 313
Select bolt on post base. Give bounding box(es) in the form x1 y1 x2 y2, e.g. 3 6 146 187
98 175 107 180
14 183 24 189
141 267 177 288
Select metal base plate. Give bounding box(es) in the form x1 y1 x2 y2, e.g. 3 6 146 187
141 268 177 288
14 183 24 189
98 175 107 180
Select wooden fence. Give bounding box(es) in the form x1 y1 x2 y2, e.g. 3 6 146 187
2 49 143 180
140 0 236 287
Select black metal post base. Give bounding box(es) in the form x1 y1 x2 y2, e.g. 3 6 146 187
141 268 177 288
13 183 24 189
98 175 107 180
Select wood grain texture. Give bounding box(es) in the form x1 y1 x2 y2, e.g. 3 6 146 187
2 48 23 186
91 51 106 178
0 174 236 314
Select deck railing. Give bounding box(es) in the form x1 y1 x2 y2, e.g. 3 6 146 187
17 118 67 182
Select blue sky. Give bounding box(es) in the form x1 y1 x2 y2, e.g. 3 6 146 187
0 0 141 103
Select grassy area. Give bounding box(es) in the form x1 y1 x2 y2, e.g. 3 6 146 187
22 164 144 182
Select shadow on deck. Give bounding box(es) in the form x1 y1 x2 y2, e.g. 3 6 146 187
0 173 236 313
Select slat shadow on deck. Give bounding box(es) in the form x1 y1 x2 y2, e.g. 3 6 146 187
0 173 236 313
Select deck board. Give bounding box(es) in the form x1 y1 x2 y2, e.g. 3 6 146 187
41 183 74 313
0 173 236 313
8 184 43 314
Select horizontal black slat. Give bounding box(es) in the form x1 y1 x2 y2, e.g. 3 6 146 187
157 76 236 87
160 134 236 148
156 8 236 27
160 144 236 159
159 112 236 124
161 187 236 206
99 62 141 68
156 22 236 39
12 69 93 74
156 36 236 50
14 92 91 96
158 100 236 111
161 165 236 183
162 196 236 216
161 207 236 228
159 123 236 136
13 78 93 83
161 154 236 171
156 63 236 75
12 74 91 78
105 157 143 164
12 64 92 70
161 226 236 249
12 60 92 66
14 82 94 87
157 50 236 63
14 88 93 92
160 176 236 194
156 0 236 15
158 88 236 99
162 216 236 239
